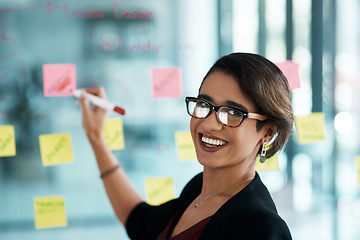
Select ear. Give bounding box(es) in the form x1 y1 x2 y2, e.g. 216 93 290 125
262 123 277 144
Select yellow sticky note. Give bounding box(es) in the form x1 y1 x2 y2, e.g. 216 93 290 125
0 125 16 157
102 118 125 150
255 154 279 171
34 196 67 229
295 112 326 144
356 156 360 184
145 178 175 205
175 131 196 160
39 133 73 166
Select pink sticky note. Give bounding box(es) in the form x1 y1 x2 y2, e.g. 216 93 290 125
43 64 76 97
275 60 300 90
151 67 182 98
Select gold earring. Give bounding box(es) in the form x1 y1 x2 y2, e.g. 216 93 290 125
260 142 267 163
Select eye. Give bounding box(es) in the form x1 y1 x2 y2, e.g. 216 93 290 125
198 100 210 108
227 108 243 117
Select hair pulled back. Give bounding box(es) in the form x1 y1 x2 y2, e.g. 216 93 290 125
200 53 294 158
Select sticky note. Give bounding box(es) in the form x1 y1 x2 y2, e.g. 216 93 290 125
275 60 300 90
39 133 74 166
255 154 279 171
175 131 196 160
43 64 76 97
103 118 125 150
0 125 16 157
356 156 360 184
145 178 175 205
295 112 326 144
151 67 182 98
34 196 67 229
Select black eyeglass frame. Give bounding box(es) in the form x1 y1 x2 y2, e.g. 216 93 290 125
185 97 267 128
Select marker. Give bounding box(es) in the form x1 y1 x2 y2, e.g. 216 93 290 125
73 89 126 115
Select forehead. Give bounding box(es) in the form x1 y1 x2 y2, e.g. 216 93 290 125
199 71 257 112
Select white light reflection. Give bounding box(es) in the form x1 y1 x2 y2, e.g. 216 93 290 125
292 153 313 212
334 112 353 134
232 0 258 53
335 82 352 111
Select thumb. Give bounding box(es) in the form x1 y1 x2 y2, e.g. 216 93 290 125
77 92 92 121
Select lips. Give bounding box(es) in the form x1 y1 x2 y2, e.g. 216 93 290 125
198 133 228 152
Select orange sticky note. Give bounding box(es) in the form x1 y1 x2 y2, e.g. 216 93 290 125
43 64 76 97
39 133 74 166
0 125 16 157
34 196 67 229
275 60 300 90
151 67 182 98
145 178 175 205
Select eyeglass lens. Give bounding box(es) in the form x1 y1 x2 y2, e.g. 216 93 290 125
187 99 245 127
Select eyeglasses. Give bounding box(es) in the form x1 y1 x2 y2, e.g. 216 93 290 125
185 97 267 128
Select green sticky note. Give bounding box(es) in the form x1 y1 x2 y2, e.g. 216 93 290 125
39 133 73 166
255 154 279 171
295 112 326 144
175 131 196 160
356 156 360 184
102 118 125 150
145 178 175 205
0 125 16 157
34 196 67 229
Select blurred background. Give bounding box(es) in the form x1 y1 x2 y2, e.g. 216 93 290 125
0 0 359 239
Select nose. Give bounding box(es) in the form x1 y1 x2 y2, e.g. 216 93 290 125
201 110 223 131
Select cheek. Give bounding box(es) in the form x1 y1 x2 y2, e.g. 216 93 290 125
229 125 262 152
190 117 199 142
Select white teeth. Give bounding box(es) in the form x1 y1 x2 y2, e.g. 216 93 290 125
201 136 226 147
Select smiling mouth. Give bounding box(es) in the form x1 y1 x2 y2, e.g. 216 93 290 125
198 133 228 151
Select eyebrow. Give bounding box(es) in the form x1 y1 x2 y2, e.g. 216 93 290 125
197 94 249 112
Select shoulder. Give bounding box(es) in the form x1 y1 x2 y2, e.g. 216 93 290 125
202 173 292 239
125 173 203 239
177 172 203 206
180 172 203 195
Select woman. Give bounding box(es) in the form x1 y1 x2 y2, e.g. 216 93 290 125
78 53 293 239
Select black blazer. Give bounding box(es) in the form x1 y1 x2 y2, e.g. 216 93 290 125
126 172 292 240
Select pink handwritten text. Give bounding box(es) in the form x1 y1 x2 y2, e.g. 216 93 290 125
91 34 162 55
113 2 153 20
63 5 104 19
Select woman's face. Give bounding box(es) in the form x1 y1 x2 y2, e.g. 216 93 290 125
190 71 269 170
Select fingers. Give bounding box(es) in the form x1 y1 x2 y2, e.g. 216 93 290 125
84 86 108 100
77 86 108 114
77 85 109 120
77 92 92 120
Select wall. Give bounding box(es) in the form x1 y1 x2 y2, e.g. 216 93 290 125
0 0 218 239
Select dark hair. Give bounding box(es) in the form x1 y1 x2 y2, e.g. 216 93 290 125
199 52 294 158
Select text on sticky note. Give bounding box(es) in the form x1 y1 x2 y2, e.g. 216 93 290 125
145 178 175 205
103 118 125 150
152 67 182 98
275 60 300 90
175 131 196 160
43 64 76 97
39 133 74 166
295 112 326 144
0 125 16 157
34 196 67 229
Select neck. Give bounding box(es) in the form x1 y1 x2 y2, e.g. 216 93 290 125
201 166 256 197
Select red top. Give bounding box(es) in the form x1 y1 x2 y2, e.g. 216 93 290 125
157 211 212 240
